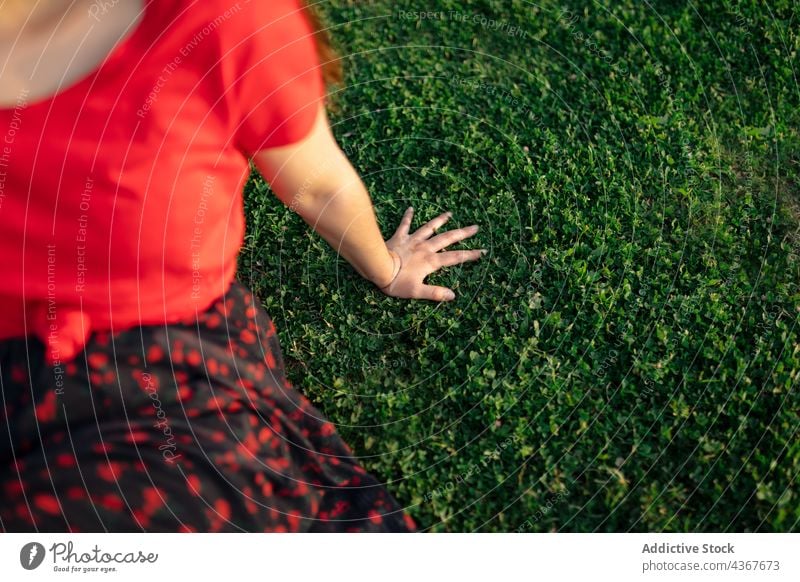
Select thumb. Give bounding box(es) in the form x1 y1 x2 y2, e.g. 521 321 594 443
417 284 456 302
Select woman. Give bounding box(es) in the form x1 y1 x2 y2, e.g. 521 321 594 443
0 0 484 532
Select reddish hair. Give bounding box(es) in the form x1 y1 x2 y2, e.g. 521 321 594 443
299 2 343 89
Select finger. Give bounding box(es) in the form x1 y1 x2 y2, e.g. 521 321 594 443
412 211 452 241
416 284 456 302
433 249 486 268
425 224 480 252
393 206 414 238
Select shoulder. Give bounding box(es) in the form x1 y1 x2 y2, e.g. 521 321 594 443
136 1 308 67
177 0 311 37
150 0 314 59
142 0 294 41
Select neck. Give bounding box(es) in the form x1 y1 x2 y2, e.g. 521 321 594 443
0 0 79 34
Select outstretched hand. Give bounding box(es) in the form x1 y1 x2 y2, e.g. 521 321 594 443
379 207 486 302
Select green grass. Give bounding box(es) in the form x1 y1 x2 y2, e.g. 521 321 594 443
239 0 799 531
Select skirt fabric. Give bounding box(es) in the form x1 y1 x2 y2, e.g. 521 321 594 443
0 280 416 532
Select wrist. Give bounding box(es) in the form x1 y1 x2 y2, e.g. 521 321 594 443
374 249 401 289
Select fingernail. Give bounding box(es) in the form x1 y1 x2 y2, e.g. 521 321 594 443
480 249 488 255
445 291 456 300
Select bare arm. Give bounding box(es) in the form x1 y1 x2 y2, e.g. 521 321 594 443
251 103 485 301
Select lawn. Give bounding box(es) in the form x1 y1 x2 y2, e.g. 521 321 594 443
239 0 799 532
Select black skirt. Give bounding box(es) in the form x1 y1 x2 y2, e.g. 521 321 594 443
0 280 415 532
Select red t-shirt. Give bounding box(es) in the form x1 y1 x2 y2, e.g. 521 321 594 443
0 0 325 365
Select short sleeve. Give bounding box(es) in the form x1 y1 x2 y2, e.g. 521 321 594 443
219 0 326 157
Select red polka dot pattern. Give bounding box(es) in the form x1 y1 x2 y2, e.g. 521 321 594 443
0 280 416 533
